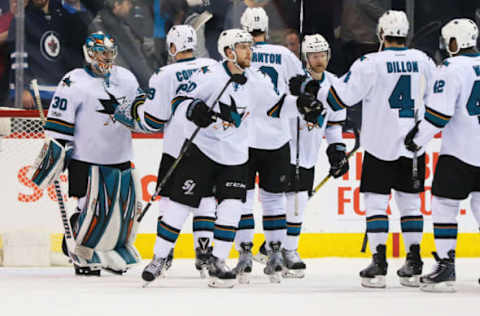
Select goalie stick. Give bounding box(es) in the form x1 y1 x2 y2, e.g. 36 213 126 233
137 74 247 222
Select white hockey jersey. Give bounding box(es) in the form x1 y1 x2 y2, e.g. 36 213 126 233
45 66 139 164
174 61 299 166
248 42 304 150
139 57 217 158
289 71 346 169
414 53 480 167
320 47 436 161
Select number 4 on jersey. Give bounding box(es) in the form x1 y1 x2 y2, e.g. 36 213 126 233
466 80 480 124
389 75 414 118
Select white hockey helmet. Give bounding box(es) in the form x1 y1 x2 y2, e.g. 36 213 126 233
377 10 409 42
217 28 253 66
441 18 478 55
240 7 269 37
166 24 197 57
302 34 330 62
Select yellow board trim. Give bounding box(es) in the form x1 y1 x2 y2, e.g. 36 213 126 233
40 233 480 259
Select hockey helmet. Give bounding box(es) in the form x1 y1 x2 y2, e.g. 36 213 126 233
302 34 331 63
83 32 117 75
241 7 269 37
377 10 409 42
441 18 478 56
217 29 253 67
166 24 197 57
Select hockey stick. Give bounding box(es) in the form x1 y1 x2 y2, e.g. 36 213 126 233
412 75 425 190
137 74 247 222
311 126 360 196
294 0 304 216
31 79 90 262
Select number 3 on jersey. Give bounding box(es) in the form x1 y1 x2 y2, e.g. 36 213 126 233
389 75 414 118
466 80 480 124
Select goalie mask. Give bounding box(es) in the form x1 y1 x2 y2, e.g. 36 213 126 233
440 18 479 56
376 10 409 48
302 34 330 71
217 29 253 70
167 25 197 57
240 7 269 39
83 32 118 75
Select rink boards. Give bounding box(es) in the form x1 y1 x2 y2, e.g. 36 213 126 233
1 133 479 258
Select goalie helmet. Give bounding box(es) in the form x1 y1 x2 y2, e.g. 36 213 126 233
302 34 330 62
166 24 197 57
240 7 269 37
441 18 478 56
83 32 117 75
217 28 253 66
376 10 409 42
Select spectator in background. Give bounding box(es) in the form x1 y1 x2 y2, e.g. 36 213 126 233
90 0 154 88
0 0 16 105
339 0 388 73
284 28 300 59
7 0 70 109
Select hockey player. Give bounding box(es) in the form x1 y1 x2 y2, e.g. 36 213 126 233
404 18 480 292
233 7 304 284
138 28 324 288
31 32 142 276
139 25 218 277
281 34 348 278
317 10 437 288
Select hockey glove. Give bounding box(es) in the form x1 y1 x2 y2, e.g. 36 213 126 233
186 98 215 128
289 75 320 96
326 143 349 178
296 93 325 124
404 120 421 152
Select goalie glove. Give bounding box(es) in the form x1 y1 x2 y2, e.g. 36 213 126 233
289 75 320 96
31 137 73 189
326 143 349 178
296 93 325 124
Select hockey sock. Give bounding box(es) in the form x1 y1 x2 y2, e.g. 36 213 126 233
364 193 390 254
395 191 423 250
212 199 242 259
234 189 255 251
261 189 286 250
193 197 216 248
285 191 308 250
432 196 459 258
154 200 191 258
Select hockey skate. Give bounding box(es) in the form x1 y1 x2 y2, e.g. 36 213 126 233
253 241 268 264
74 264 101 276
194 238 212 279
420 250 456 293
360 244 388 288
233 242 253 284
397 244 423 287
264 241 284 283
207 256 236 288
281 248 306 279
141 256 168 287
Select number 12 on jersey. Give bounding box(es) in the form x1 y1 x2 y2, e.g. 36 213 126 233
389 75 414 118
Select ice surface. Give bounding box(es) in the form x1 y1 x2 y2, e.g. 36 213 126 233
1 258 478 316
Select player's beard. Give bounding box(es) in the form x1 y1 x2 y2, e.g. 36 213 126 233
310 63 326 74
237 57 251 69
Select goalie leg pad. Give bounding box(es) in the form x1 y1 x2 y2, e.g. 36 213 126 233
31 137 67 189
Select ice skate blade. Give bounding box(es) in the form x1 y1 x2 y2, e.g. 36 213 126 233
208 277 235 288
282 268 305 279
253 253 267 265
142 281 153 288
268 272 282 284
420 281 455 293
361 276 386 288
237 272 250 284
399 275 420 287
199 267 207 279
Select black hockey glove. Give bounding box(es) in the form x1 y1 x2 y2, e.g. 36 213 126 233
326 143 349 178
404 120 421 152
296 93 325 124
289 75 320 96
186 99 215 128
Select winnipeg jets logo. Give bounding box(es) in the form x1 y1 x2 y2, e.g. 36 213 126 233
40 31 61 61
217 96 247 130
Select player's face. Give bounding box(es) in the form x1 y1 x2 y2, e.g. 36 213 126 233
307 51 329 73
235 42 252 69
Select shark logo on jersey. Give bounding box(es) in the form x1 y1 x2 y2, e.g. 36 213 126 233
98 91 121 115
218 96 247 130
62 76 73 87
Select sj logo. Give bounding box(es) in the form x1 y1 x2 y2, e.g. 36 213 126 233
182 179 196 195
